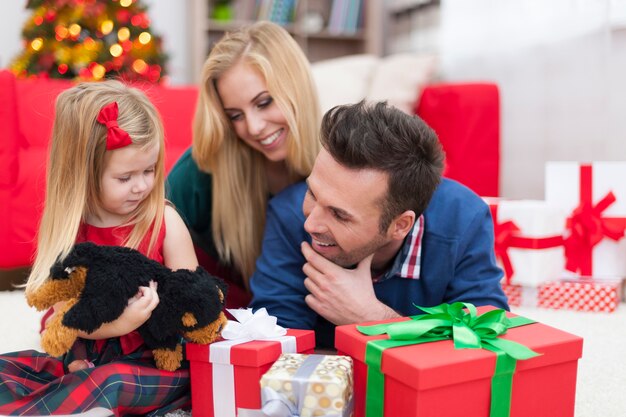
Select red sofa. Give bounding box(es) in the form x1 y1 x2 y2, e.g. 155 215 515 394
0 69 499 270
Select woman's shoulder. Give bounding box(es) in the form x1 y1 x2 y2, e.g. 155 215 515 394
166 147 213 189
166 147 213 228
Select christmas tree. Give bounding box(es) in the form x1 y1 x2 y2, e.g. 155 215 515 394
11 0 168 83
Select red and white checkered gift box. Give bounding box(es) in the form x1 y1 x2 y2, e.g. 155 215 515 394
501 282 540 308
502 282 522 306
538 278 622 313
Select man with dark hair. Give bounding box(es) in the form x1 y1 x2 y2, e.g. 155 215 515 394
250 101 508 348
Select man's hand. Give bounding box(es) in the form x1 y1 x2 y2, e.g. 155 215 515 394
301 242 399 325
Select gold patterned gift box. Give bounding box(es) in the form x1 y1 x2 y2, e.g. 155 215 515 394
259 353 353 417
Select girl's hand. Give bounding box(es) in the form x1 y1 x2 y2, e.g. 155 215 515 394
77 281 159 339
118 281 159 333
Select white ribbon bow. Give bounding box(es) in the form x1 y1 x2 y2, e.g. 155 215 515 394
211 308 296 417
222 308 287 341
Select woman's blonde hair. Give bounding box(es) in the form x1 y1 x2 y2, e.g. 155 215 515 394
192 21 321 285
25 80 165 295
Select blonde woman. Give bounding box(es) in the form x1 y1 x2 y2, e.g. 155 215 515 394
0 80 198 416
167 21 321 306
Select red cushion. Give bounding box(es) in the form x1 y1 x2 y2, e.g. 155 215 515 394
0 70 20 187
1 78 73 268
416 83 500 197
0 70 21 267
16 77 73 148
139 83 197 172
7 148 49 267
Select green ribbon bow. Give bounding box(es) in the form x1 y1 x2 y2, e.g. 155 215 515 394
356 302 541 417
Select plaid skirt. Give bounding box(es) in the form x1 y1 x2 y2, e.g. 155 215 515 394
0 337 190 416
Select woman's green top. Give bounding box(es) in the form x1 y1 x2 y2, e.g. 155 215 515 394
166 147 220 260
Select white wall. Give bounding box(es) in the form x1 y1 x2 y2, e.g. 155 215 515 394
4 1 626 199
142 0 194 85
0 2 28 68
439 0 626 199
0 1 193 85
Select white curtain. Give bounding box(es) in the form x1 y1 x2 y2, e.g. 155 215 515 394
440 0 626 199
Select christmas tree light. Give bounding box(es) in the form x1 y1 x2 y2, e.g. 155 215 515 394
11 0 168 83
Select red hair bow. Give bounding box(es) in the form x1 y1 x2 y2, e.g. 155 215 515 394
97 102 132 150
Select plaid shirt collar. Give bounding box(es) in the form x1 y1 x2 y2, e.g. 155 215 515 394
374 215 424 283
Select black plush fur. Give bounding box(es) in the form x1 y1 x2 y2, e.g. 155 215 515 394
31 241 228 370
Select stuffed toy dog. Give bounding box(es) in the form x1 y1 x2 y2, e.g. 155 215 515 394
26 241 228 371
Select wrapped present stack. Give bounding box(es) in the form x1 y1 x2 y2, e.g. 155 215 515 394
335 302 584 417
486 161 626 313
186 308 315 417
541 162 626 312
486 197 566 307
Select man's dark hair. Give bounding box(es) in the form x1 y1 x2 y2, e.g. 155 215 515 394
320 100 445 231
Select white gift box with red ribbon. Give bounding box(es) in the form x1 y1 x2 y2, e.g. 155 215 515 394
187 308 315 417
486 198 567 286
545 162 626 277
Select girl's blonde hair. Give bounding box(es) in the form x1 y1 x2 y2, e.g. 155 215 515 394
26 80 165 295
192 21 321 285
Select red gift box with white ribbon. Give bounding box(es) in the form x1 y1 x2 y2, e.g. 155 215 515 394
186 309 315 417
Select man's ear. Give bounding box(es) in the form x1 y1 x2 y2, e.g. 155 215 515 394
388 210 416 240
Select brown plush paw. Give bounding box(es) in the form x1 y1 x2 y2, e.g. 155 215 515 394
41 298 80 357
153 344 183 371
42 324 79 357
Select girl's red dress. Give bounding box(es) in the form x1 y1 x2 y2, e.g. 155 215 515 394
0 222 191 416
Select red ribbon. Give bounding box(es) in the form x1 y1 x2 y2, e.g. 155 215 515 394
97 102 133 150
491 204 564 284
563 165 626 275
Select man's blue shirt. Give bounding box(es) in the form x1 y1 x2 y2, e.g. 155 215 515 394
249 178 509 347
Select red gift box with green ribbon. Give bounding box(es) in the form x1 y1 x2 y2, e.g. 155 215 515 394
335 303 583 417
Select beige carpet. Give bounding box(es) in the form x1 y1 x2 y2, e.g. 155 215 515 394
0 290 623 417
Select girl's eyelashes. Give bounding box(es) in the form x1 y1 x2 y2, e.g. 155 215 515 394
117 167 154 183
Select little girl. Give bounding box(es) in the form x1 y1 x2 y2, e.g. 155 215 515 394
0 80 199 416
